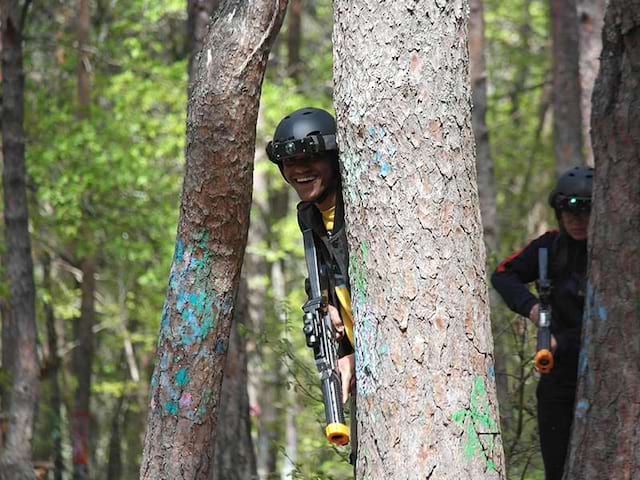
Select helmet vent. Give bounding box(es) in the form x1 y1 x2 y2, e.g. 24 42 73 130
308 130 321 135
302 111 313 115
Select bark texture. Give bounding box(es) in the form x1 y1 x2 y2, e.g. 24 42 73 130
139 2 288 479
334 1 505 478
469 0 510 437
564 1 640 478
577 0 607 166
551 0 585 175
0 3 39 479
212 280 257 480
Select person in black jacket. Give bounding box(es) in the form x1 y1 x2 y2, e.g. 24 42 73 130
267 107 356 459
491 166 593 480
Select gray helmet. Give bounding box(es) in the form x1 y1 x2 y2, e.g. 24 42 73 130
549 166 594 213
266 107 337 164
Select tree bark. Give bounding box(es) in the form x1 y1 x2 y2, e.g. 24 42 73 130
550 0 585 175
564 1 640 478
469 0 510 436
0 3 39 479
187 0 221 90
43 255 64 480
139 2 288 478
287 0 302 81
334 1 505 477
71 258 96 480
211 279 257 480
576 0 607 166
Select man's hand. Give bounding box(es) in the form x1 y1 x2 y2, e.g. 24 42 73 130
338 353 355 405
328 304 345 340
529 303 540 324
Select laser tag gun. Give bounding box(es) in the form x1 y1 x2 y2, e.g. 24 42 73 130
301 229 350 446
534 248 554 374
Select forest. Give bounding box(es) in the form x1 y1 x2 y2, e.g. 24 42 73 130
0 0 638 479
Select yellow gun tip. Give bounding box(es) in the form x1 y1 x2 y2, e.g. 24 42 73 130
326 423 350 446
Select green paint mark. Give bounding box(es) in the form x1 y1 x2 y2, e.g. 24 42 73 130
175 367 190 387
452 377 499 471
197 388 212 418
164 401 178 415
349 241 370 307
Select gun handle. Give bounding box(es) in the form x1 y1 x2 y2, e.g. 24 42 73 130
535 349 554 374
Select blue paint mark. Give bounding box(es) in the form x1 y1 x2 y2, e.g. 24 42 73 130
175 367 190 386
164 401 178 415
597 305 607 321
379 161 391 177
175 239 184 263
488 365 495 379
368 126 377 138
575 399 589 419
215 338 226 353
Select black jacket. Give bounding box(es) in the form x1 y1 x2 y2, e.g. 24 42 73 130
297 191 353 357
491 230 587 400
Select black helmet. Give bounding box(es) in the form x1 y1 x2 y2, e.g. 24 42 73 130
549 166 594 213
266 107 338 164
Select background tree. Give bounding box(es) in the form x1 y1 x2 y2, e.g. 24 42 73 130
0 1 39 479
334 0 505 477
564 1 640 478
550 0 584 174
139 1 288 478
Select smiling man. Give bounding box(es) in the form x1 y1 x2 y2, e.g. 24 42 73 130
267 107 356 463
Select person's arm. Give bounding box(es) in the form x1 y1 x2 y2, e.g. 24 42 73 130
491 232 556 319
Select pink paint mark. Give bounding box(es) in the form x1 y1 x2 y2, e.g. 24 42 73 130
179 392 193 408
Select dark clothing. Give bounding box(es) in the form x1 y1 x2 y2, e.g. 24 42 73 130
537 395 574 480
297 190 353 357
491 230 587 479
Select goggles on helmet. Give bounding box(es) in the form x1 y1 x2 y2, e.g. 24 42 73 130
266 134 337 163
554 195 591 213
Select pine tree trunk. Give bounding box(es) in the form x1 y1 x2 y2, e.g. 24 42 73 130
212 279 257 480
469 0 510 435
0 4 39 479
139 2 288 478
71 258 95 480
334 1 505 477
43 256 64 480
550 0 585 175
287 0 302 80
576 0 606 166
564 2 640 478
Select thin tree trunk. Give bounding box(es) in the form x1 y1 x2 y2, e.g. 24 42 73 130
334 1 505 477
287 0 302 81
187 0 221 90
0 3 39 479
564 1 640 478
139 3 288 478
106 393 126 480
212 279 257 480
43 255 64 480
71 258 95 480
576 0 607 166
550 0 584 175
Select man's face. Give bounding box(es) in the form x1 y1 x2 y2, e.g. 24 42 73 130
281 154 338 204
560 210 590 241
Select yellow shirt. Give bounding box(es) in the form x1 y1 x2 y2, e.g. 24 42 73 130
320 206 354 347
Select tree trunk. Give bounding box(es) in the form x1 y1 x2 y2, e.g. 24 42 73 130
469 0 510 435
0 3 39 479
187 0 221 90
576 0 607 166
287 0 302 80
43 256 64 480
550 0 585 175
106 393 126 480
71 258 95 480
564 2 640 478
334 1 505 477
139 2 288 478
211 279 257 480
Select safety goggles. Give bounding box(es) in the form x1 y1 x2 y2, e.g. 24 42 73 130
555 195 591 213
266 134 337 162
